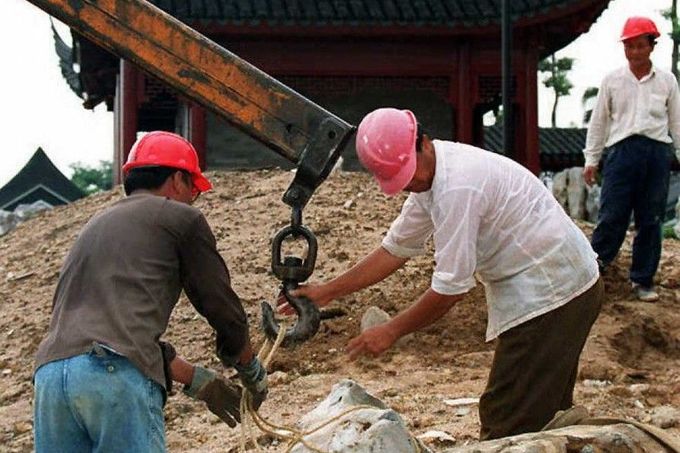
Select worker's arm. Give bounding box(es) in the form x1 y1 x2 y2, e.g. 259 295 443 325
281 246 408 312
179 214 251 367
583 77 612 185
178 213 267 408
346 288 463 359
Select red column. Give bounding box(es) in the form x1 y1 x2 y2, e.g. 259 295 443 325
188 104 207 170
456 44 473 143
118 60 138 178
520 48 540 174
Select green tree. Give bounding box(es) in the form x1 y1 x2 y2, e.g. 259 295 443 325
538 54 574 127
662 0 680 80
70 160 113 195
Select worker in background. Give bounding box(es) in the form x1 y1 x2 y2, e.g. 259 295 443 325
281 108 604 440
33 131 267 452
583 16 680 302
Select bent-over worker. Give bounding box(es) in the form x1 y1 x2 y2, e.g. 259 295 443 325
33 131 267 452
283 108 604 440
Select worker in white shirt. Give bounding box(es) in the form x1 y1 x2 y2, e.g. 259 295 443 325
583 16 680 302
280 108 604 440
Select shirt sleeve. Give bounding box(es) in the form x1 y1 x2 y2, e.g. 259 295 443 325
430 188 482 295
381 193 434 258
666 75 680 161
583 78 612 167
178 214 249 367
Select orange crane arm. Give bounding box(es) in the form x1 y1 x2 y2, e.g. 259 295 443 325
27 0 355 209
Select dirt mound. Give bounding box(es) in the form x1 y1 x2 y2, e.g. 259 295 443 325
0 169 678 452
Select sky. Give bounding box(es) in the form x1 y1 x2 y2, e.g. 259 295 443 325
0 0 676 187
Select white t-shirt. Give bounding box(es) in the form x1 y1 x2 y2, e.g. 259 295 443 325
382 140 599 341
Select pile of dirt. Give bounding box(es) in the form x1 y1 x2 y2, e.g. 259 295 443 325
0 169 678 452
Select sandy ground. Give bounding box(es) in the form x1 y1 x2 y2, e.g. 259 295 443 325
0 169 678 452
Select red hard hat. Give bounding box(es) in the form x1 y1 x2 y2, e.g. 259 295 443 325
620 16 660 41
123 131 212 192
355 108 418 196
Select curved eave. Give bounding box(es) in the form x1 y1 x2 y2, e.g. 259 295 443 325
186 0 608 42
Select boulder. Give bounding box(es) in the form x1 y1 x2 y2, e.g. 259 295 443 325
567 167 587 220
675 198 680 239
289 379 430 453
552 170 568 210
0 210 17 236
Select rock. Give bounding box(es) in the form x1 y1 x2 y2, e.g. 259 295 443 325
567 167 587 220
648 405 680 429
0 210 18 237
360 306 391 332
586 184 601 222
442 397 479 407
289 379 431 453
552 170 568 210
418 430 457 447
441 423 678 452
675 198 680 239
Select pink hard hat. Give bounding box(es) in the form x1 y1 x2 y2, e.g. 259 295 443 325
620 16 660 41
355 108 418 196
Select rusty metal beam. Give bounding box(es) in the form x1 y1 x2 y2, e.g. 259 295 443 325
27 0 354 208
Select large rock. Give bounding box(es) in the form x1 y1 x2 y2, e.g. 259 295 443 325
552 170 568 210
551 168 600 221
675 198 680 239
567 167 587 220
441 423 679 452
289 379 430 453
0 210 17 237
586 184 601 222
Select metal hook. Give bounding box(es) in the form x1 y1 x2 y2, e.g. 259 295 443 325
261 222 320 347
261 281 320 348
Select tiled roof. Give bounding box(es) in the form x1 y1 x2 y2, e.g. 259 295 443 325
0 148 84 211
484 125 586 171
147 0 590 26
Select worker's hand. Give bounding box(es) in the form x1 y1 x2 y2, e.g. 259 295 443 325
183 366 242 427
277 283 334 315
583 165 599 186
346 323 399 360
234 357 268 411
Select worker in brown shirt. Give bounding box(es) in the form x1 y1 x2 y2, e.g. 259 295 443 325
33 131 267 452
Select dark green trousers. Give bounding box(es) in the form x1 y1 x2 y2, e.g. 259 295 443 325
479 277 604 440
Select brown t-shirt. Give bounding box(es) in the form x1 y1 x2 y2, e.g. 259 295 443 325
35 191 249 388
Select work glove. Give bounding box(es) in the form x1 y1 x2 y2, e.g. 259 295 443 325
183 366 242 427
234 357 268 411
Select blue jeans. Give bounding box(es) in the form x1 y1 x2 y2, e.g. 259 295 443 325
34 344 166 453
591 135 672 287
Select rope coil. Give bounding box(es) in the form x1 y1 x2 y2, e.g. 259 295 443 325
238 320 423 453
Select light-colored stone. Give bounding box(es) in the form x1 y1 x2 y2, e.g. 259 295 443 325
567 167 587 220
649 405 680 429
675 198 680 239
360 306 392 332
0 210 17 237
552 170 568 211
586 184 601 222
289 379 430 453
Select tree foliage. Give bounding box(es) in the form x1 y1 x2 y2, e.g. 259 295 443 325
538 54 575 127
662 0 680 81
70 160 113 195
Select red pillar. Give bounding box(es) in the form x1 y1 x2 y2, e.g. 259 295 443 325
115 59 138 182
455 44 473 143
188 104 207 170
520 49 540 174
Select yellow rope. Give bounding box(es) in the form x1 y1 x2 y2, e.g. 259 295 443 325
238 319 423 453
